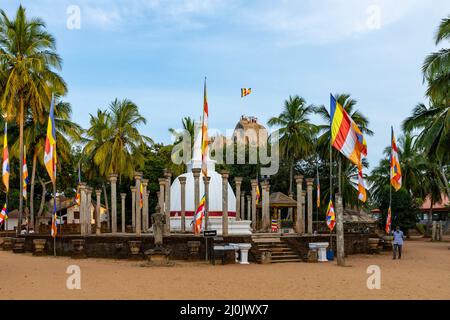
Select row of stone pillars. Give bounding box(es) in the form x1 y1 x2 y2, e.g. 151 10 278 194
78 172 150 235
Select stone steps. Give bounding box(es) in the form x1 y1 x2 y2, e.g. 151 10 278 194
251 236 302 264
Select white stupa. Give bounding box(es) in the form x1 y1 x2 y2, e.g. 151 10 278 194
169 124 252 235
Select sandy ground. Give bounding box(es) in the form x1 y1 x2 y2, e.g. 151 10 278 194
0 238 449 300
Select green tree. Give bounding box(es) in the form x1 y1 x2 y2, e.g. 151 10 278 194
268 95 317 194
0 6 66 230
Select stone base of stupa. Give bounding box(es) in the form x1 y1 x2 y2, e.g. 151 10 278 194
169 217 252 236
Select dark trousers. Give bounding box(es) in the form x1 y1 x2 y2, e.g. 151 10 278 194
393 244 402 259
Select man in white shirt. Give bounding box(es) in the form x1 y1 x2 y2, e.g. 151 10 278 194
393 226 404 260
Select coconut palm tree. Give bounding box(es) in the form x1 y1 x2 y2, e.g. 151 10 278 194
169 116 195 143
6 100 82 228
268 95 317 194
84 99 153 181
0 6 66 231
314 94 374 201
422 16 450 105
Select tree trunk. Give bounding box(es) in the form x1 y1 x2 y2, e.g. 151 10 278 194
289 158 294 195
102 182 110 230
338 157 342 195
30 151 37 230
18 96 24 235
440 168 450 199
37 179 51 219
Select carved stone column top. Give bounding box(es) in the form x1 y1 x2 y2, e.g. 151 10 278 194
246 195 251 200
158 178 167 185
192 168 201 177
203 176 211 183
95 189 102 196
79 183 87 190
86 187 93 194
120 193 127 199
294 175 304 183
241 191 246 196
141 179 149 187
301 191 307 197
220 170 230 179
178 176 187 184
306 178 314 185
250 179 258 187
130 186 136 192
234 177 243 184
134 172 143 180
108 173 118 182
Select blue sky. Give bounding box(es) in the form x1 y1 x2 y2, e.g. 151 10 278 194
2 0 450 170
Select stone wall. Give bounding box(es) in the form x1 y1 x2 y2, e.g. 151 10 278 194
21 235 252 260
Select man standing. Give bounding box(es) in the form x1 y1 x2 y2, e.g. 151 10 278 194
393 226 404 259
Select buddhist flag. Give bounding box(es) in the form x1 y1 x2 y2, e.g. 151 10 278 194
75 191 80 206
194 194 206 234
0 203 7 225
326 200 336 231
51 201 57 238
390 127 402 192
201 79 209 177
256 183 261 205
357 164 367 203
241 88 252 98
2 123 9 192
23 146 29 200
44 96 57 184
386 206 392 234
316 168 321 208
330 94 367 166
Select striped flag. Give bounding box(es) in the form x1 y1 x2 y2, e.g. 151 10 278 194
193 194 206 234
271 219 278 233
2 123 9 192
326 200 336 231
75 192 81 206
386 206 392 234
51 201 57 238
140 183 144 209
316 168 320 208
256 183 261 205
357 164 367 203
201 79 209 177
0 203 7 225
241 88 252 98
23 146 29 200
330 94 367 166
44 96 57 183
390 128 402 192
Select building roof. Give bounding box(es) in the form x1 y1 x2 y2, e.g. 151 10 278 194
268 192 297 207
420 193 449 212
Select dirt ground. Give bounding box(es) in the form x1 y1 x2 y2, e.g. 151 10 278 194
0 238 449 300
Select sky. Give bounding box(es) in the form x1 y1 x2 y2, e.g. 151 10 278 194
2 0 450 171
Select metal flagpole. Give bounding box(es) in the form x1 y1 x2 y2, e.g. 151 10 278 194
53 183 57 257
329 130 333 248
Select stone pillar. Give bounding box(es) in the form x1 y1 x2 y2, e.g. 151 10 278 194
203 176 211 231
301 191 306 234
246 195 251 221
79 183 87 235
261 181 270 232
295 175 304 234
146 191 150 231
241 191 246 221
130 186 136 232
306 178 314 234
251 179 258 230
164 170 172 234
134 172 142 236
95 189 102 235
158 178 167 234
432 221 437 241
192 168 201 210
288 192 294 220
86 187 93 234
179 177 187 233
120 193 126 233
336 193 345 266
439 221 444 241
142 179 149 232
265 184 271 232
109 173 118 234
221 171 229 236
234 177 243 221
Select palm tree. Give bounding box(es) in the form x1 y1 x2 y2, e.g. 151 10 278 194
403 102 450 196
169 116 195 143
268 95 317 194
8 100 82 228
84 99 153 181
422 16 450 105
0 6 66 231
314 94 374 201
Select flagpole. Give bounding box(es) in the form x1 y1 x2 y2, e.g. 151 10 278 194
389 126 393 233
53 182 56 257
329 120 333 250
